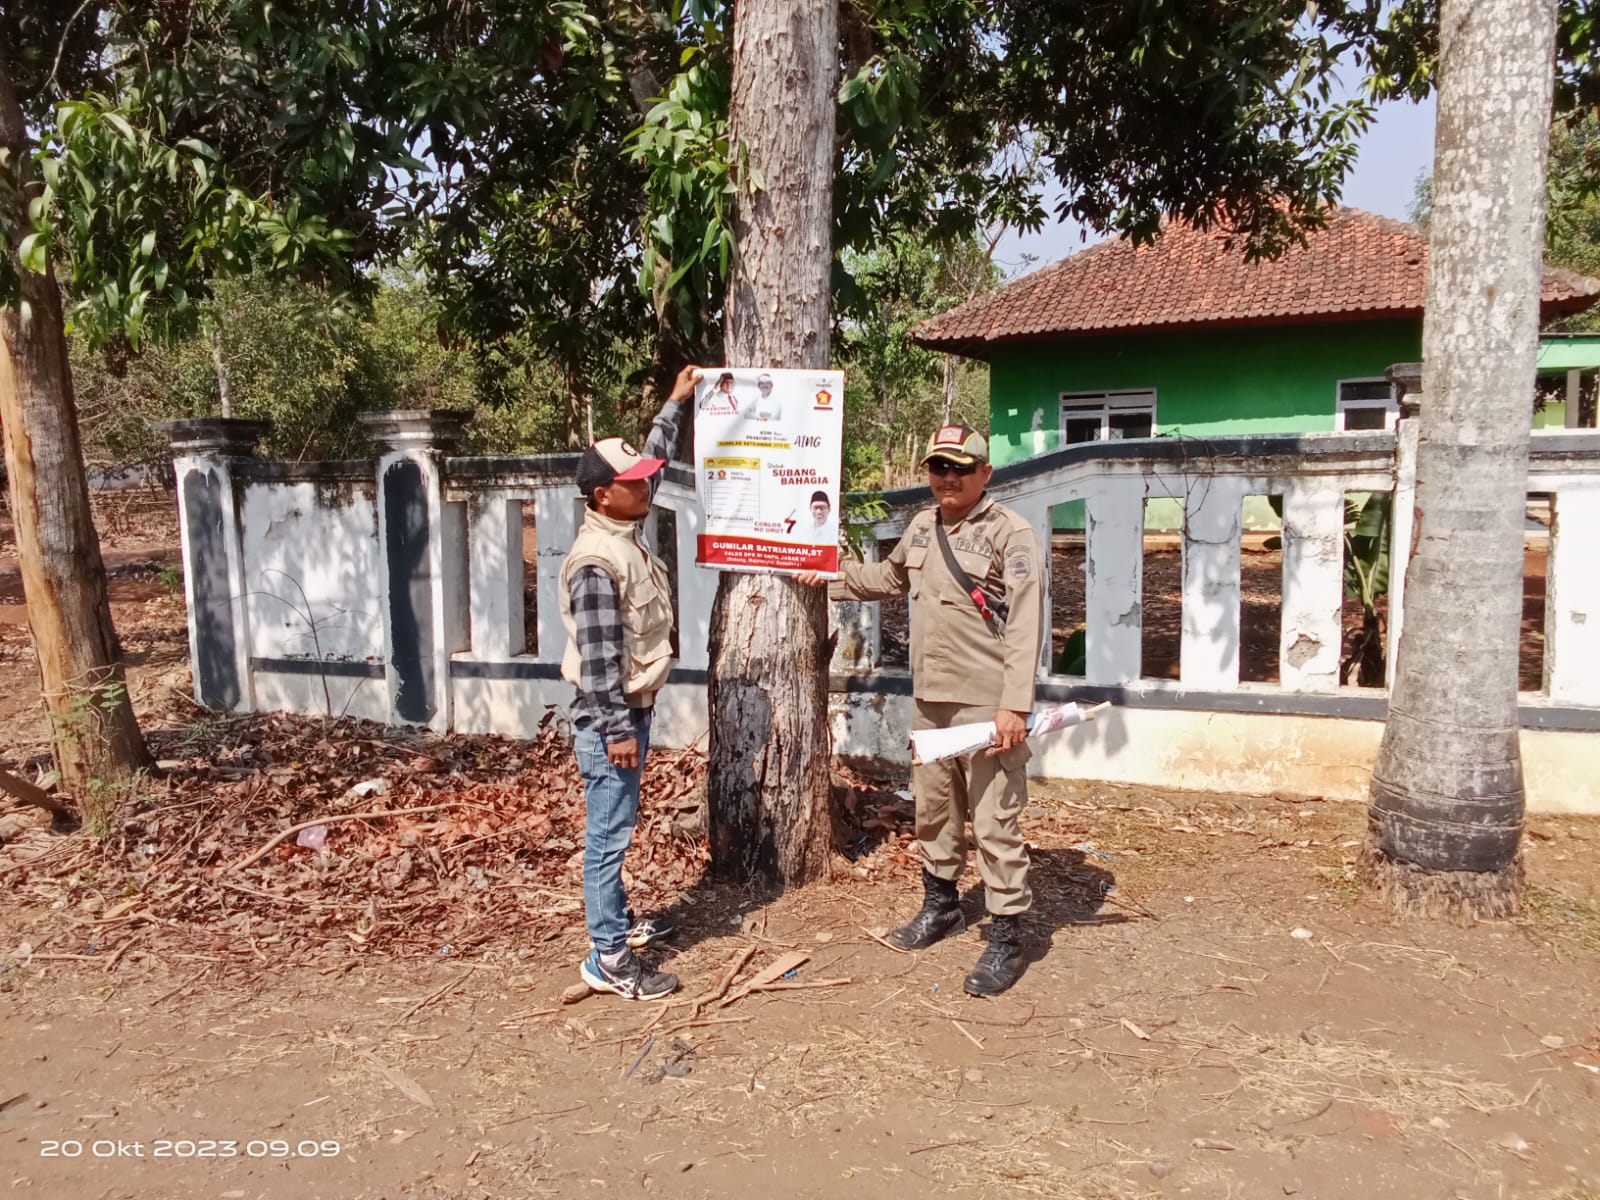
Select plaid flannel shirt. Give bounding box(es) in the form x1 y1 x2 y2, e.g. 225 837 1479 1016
567 400 682 744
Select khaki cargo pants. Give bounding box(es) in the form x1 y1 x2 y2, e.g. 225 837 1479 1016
911 700 1032 915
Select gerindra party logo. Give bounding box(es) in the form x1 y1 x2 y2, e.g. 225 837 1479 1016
814 390 833 408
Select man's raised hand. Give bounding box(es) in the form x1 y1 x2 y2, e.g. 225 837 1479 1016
668 364 704 405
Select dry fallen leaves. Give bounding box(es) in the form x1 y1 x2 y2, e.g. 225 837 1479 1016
2 710 712 966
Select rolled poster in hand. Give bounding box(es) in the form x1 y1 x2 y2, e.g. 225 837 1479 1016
908 701 1112 765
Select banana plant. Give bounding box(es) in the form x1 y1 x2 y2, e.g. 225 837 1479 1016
1341 492 1392 687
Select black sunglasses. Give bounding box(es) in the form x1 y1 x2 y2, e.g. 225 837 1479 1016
927 459 979 477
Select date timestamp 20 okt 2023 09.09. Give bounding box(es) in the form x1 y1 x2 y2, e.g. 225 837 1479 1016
40 1139 342 1160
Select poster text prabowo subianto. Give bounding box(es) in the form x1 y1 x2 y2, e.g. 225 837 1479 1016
692 367 845 575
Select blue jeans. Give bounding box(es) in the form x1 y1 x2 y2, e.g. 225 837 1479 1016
575 708 653 954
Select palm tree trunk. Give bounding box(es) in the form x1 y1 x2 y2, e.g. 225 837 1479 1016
705 0 837 886
1362 0 1557 918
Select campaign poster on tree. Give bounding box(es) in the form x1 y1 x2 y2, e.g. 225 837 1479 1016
692 366 845 575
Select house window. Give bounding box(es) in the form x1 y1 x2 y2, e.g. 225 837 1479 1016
1336 378 1399 431
1060 390 1157 444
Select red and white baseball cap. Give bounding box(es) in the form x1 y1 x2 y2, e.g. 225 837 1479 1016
575 437 665 496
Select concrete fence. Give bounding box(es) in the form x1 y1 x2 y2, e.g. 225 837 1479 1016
164 394 1600 812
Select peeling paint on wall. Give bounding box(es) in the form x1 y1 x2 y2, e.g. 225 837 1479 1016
1030 406 1048 457
1285 633 1321 668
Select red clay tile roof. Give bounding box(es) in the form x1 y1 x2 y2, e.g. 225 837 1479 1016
912 207 1600 358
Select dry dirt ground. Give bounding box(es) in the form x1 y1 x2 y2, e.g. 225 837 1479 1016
2 495 1598 1200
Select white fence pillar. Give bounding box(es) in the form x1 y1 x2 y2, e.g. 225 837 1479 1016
1180 475 1244 689
1385 416 1420 682
163 418 269 713
1006 497 1055 675
1279 478 1345 692
361 410 472 730
1085 478 1144 685
1546 483 1600 703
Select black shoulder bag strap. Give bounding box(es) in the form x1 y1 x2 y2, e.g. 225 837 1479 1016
934 513 1008 631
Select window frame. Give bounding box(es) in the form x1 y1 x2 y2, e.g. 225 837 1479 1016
1058 389 1159 444
1335 377 1399 431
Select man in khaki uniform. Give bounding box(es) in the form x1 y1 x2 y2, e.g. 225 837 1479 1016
800 425 1045 995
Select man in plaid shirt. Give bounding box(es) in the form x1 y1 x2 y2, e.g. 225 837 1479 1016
559 364 701 999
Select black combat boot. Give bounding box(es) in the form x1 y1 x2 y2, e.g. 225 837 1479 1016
963 914 1024 996
888 869 965 950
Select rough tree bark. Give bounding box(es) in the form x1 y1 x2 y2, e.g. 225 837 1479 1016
0 47 151 797
705 0 838 886
1362 0 1557 918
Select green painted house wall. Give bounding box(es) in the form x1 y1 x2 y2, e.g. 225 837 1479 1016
1535 402 1571 429
987 319 1422 463
984 319 1422 530
1534 334 1600 429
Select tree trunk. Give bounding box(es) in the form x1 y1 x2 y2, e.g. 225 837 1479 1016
0 50 152 795
207 325 234 419
640 279 691 456
877 379 896 486
705 0 838 887
562 363 586 449
941 354 958 424
1362 0 1556 919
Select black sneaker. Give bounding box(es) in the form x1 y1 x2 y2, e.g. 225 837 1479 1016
580 948 679 1000
624 911 679 950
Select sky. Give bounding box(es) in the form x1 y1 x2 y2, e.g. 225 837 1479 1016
990 93 1439 277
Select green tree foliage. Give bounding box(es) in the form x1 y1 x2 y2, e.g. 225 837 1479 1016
402 2 679 442
17 0 1600 477
1364 0 1594 109
838 233 992 488
631 34 729 349
4 1 618 348
1408 173 1433 228
632 0 1437 338
65 272 614 465
70 276 362 466
1409 116 1600 332
1544 116 1600 321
